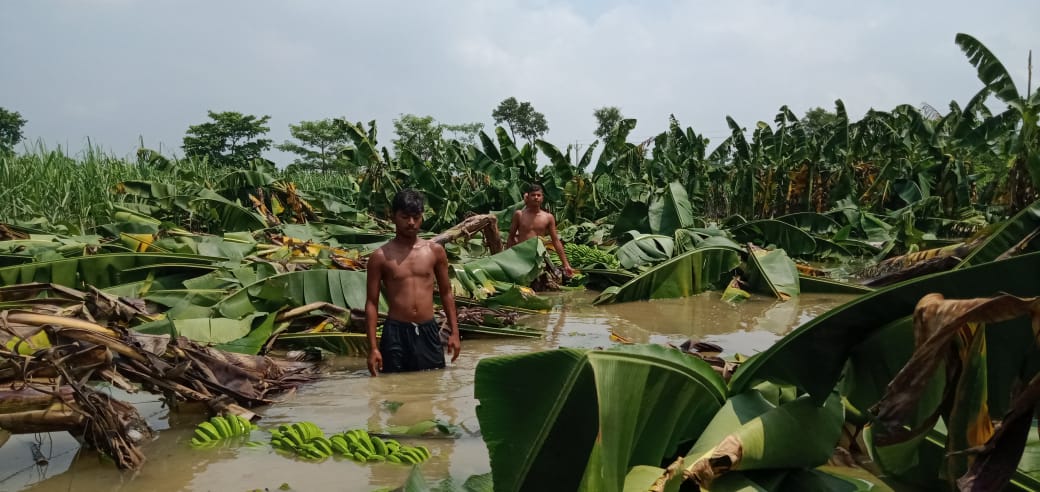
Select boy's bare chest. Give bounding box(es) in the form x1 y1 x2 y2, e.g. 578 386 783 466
518 211 549 230
383 251 435 281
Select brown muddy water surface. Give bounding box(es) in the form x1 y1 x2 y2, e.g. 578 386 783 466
0 290 856 492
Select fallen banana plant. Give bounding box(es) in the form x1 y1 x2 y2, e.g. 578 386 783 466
0 283 318 469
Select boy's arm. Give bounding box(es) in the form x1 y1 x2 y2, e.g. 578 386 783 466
547 214 573 277
506 210 521 248
433 243 461 362
365 250 384 376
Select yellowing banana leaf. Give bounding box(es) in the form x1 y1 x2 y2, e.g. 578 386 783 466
615 231 674 269
729 251 1040 405
682 392 843 484
730 220 817 257
623 465 681 492
721 277 750 304
594 246 741 305
745 246 800 300
0 253 222 289
474 345 726 492
483 285 551 312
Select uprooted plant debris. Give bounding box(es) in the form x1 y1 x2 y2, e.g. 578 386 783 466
0 283 319 470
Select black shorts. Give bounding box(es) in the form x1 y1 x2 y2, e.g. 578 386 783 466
379 318 446 373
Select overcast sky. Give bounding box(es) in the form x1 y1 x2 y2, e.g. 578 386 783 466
2 0 1037 164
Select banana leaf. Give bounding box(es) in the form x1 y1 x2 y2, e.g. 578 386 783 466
0 253 222 289
721 277 751 303
133 315 258 345
729 220 816 257
476 349 597 492
729 251 1040 404
611 201 651 237
798 275 873 294
615 231 675 269
274 332 369 356
191 189 267 232
463 237 545 286
745 247 800 300
594 246 741 305
475 345 726 492
483 285 550 311
216 269 380 319
458 323 544 338
623 466 681 492
957 199 1040 267
683 392 843 480
776 212 842 235
648 181 696 236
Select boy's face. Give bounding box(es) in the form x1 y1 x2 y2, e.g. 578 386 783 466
392 210 423 238
523 190 544 208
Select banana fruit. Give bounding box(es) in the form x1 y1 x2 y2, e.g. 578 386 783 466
551 243 620 270
330 428 431 465
190 414 258 448
260 422 436 465
269 421 332 461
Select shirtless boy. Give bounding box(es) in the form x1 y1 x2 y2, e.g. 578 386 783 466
506 184 574 277
366 189 461 376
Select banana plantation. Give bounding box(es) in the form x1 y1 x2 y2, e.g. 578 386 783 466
0 33 1039 491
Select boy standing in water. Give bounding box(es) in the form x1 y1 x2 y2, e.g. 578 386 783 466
366 189 461 376
507 183 574 278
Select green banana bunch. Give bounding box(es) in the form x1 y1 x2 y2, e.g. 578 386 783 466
552 243 620 270
269 421 333 461
190 414 258 447
330 428 431 465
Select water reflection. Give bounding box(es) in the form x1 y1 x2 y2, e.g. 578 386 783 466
6 290 856 491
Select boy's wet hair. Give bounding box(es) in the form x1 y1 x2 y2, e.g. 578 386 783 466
525 183 544 194
392 188 424 215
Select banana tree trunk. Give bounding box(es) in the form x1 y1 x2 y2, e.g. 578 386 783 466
0 385 83 433
430 214 503 253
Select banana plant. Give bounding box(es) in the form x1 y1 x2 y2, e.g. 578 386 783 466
955 33 1040 214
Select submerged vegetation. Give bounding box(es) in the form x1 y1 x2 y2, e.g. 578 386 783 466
0 33 1037 490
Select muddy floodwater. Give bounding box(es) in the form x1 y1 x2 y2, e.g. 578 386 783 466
0 290 856 492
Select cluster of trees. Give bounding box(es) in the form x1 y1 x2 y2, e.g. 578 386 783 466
0 96 632 171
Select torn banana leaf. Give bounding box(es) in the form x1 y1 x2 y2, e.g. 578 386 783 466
681 391 843 486
745 245 799 300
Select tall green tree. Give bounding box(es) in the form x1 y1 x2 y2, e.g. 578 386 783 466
392 114 444 161
182 111 272 167
277 118 353 173
0 107 27 154
492 97 549 143
593 106 624 139
800 107 840 138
